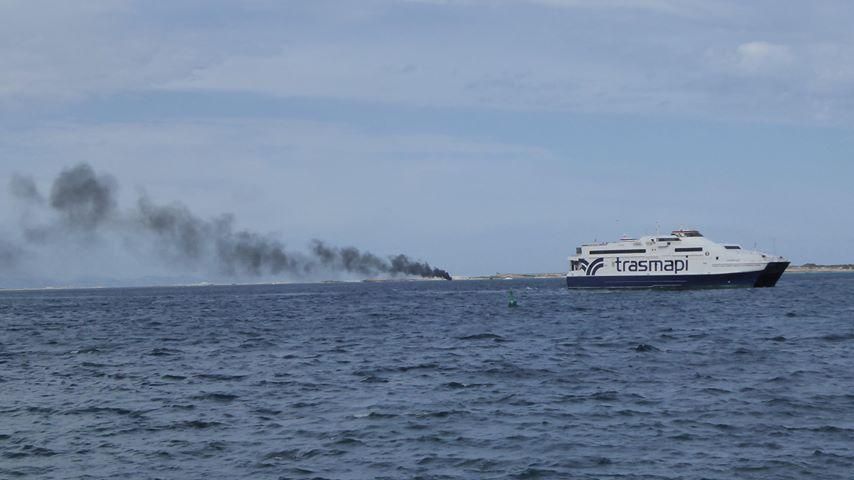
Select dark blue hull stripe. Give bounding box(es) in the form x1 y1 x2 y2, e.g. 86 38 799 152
566 262 789 289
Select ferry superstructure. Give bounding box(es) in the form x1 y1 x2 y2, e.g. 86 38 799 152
566 229 789 289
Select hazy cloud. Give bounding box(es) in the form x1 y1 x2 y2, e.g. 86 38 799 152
403 0 723 16
733 41 794 74
2 1 854 125
505 0 724 16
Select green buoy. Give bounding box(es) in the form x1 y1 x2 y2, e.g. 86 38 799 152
508 290 518 308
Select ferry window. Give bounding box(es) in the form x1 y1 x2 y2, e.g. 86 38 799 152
589 248 646 255
576 247 582 254
672 230 703 237
675 247 703 252
724 245 741 250
657 237 679 242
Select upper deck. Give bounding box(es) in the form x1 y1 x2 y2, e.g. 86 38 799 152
574 229 718 257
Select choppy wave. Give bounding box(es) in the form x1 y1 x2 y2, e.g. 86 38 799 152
1 274 854 478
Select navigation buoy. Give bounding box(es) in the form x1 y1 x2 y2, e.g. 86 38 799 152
508 290 518 308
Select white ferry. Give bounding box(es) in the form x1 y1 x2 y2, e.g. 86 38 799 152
567 229 789 289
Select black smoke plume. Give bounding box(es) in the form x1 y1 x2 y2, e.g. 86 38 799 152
8 163 452 281
49 164 116 229
311 240 452 280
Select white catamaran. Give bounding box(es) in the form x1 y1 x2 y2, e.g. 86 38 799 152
566 229 789 289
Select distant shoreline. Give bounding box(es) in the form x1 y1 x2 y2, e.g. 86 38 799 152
458 273 565 280
785 265 854 273
2 265 851 291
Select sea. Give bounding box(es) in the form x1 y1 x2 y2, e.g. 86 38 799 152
1 273 853 479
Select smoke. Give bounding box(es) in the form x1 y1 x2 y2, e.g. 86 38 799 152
7 163 452 282
390 254 453 281
135 197 303 276
0 238 21 268
48 164 116 229
311 240 452 280
10 174 43 204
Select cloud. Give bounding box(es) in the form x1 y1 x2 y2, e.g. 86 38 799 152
519 0 723 16
734 41 794 74
155 2 854 125
0 1 274 105
403 0 723 16
2 1 854 126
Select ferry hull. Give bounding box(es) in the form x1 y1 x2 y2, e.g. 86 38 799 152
566 262 789 289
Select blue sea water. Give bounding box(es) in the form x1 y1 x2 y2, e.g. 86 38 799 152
1 273 853 479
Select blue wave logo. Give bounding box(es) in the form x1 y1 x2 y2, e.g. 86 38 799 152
578 257 605 276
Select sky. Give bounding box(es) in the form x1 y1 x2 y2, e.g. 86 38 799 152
2 0 854 285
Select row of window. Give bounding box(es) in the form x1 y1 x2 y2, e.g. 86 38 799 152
588 248 647 255
578 245 739 255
